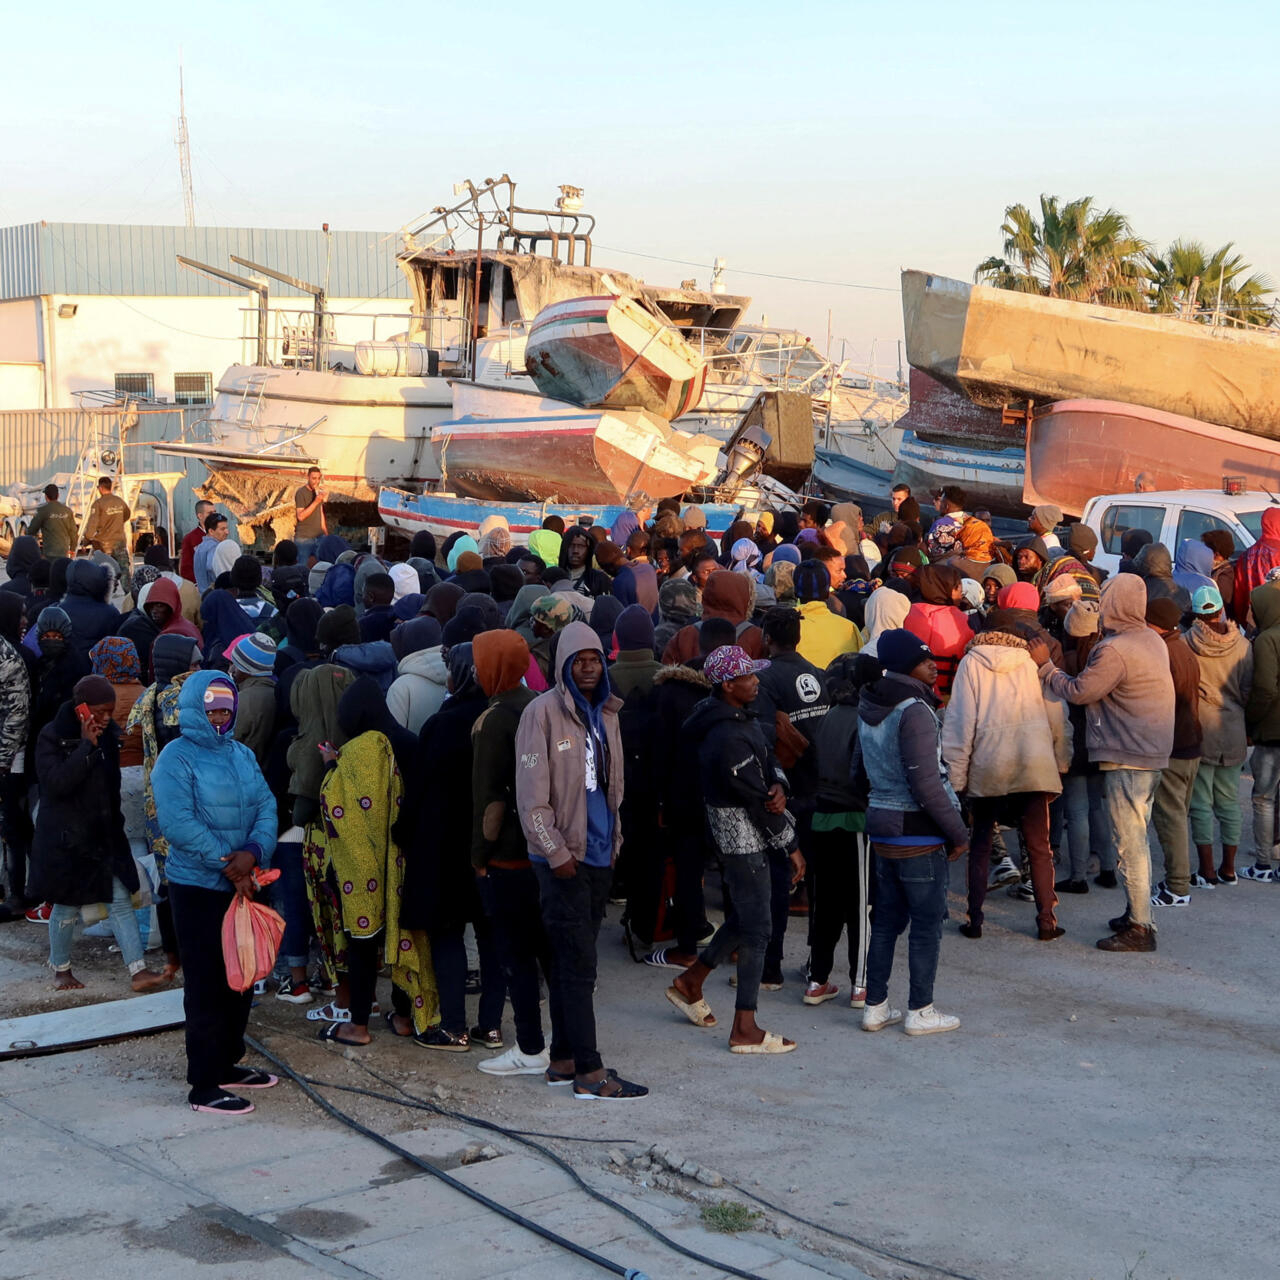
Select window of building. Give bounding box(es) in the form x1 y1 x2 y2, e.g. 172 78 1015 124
174 372 212 405
113 373 154 401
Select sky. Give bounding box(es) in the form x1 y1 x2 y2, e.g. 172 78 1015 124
4 0 1277 379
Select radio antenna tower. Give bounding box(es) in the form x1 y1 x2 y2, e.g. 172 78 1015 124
176 59 196 228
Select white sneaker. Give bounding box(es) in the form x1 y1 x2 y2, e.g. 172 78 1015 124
904 1004 960 1036
988 857 1021 889
861 1000 903 1032
477 1046 551 1077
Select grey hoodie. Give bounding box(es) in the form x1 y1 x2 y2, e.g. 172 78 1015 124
1041 573 1175 770
386 644 448 734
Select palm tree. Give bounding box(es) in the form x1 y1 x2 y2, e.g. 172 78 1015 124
1147 239 1276 327
975 195 1150 309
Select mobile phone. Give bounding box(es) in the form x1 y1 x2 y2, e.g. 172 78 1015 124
75 702 93 726
317 740 334 754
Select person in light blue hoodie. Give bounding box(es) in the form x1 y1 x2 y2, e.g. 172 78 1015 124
152 670 278 1117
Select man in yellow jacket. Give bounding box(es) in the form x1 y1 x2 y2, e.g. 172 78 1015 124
794 562 863 670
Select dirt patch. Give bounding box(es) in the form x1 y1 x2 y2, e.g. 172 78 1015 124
267 1207 369 1241
2 1209 113 1241
122 1205 278 1263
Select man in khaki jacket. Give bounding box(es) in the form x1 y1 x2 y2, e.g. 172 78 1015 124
82 476 131 579
514 620 647 1101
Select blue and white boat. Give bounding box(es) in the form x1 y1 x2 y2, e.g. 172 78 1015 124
378 486 753 542
891 430 1026 516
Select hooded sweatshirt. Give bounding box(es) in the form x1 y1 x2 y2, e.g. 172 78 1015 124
1233 507 1280 626
2 536 41 599
1172 539 1216 597
514 620 623 869
942 632 1068 796
861 587 911 658
1041 573 1175 769
1245 583 1280 744
470 630 537 869
661 570 763 664
386 644 448 733
150 670 277 891
1134 542 1191 614
1185 616 1251 765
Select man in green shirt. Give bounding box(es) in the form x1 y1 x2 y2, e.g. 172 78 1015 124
82 477 132 579
25 484 78 559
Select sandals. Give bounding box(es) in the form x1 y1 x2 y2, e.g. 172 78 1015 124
665 985 717 1028
219 1067 278 1089
572 1068 649 1101
643 948 692 970
383 1011 413 1038
729 1030 797 1055
189 1089 254 1116
306 1000 381 1023
317 1022 369 1046
545 1067 575 1087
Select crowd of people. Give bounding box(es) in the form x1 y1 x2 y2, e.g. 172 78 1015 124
1 474 1276 1114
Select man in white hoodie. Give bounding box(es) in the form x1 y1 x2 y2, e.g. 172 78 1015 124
942 621 1070 941
386 618 448 733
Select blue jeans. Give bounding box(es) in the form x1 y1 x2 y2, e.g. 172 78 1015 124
1249 746 1280 868
271 839 312 969
865 847 949 1010
49 877 145 974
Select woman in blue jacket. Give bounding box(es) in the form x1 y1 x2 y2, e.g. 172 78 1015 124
152 670 278 1116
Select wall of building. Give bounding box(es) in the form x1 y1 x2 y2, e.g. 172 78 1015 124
0 293 413 410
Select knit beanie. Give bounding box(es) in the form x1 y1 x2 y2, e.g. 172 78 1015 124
228 631 278 678
794 561 831 603
1031 504 1063 531
441 605 489 648
875 628 933 675
1043 575 1083 605
73 674 115 706
614 603 655 651
1068 523 1098 560
682 505 707 529
316 604 360 652
1065 600 1099 637
1145 597 1182 631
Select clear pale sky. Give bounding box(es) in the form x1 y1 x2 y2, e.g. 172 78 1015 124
4 0 1275 377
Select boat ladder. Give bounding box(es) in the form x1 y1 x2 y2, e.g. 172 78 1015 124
230 371 274 433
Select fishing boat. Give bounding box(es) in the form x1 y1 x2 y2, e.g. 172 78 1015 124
432 395 719 505
891 430 1026 515
157 176 749 529
378 486 751 543
524 293 707 418
1024 399 1280 518
902 269 1280 438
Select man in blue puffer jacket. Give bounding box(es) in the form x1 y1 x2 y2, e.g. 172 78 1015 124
152 670 278 1117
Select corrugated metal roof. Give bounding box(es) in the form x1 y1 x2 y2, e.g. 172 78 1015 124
0 223 410 301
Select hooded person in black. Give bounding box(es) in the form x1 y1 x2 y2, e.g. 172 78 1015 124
666 645 803 1054
398 644 504 1049
26 607 90 790
559 525 613 598
61 560 120 664
0 593 34 917
2 536 41 601
1134 541 1191 614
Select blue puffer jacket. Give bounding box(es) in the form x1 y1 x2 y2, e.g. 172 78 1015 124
151 670 277 891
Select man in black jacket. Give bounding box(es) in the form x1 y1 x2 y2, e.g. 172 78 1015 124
852 629 968 1037
665 646 804 1054
752 607 829 987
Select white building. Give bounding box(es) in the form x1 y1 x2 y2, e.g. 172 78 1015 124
0 222 412 409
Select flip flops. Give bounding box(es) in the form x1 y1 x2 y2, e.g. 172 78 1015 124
643 948 691 969
665 985 717 1027
317 1022 369 1047
729 1030 796 1055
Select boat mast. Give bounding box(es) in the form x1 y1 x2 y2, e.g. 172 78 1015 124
176 59 195 230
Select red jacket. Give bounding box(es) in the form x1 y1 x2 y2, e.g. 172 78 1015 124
1233 508 1280 626
904 602 973 700
179 525 204 583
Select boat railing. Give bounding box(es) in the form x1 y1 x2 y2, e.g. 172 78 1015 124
235 306 468 370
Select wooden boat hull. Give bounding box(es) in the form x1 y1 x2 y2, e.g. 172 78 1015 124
524 294 707 417
897 368 1022 449
1024 399 1280 518
892 430 1027 516
431 403 714 505
378 486 746 542
902 270 1280 438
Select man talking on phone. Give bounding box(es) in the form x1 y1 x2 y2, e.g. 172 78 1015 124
294 467 327 568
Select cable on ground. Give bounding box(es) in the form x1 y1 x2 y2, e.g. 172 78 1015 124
246 1036 652 1280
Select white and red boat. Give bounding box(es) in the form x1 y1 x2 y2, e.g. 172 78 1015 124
524 293 707 418
1024 399 1280 517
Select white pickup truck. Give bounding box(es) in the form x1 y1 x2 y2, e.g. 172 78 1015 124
1080 488 1280 577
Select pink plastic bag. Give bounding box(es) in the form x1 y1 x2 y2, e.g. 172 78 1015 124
221 895 285 992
